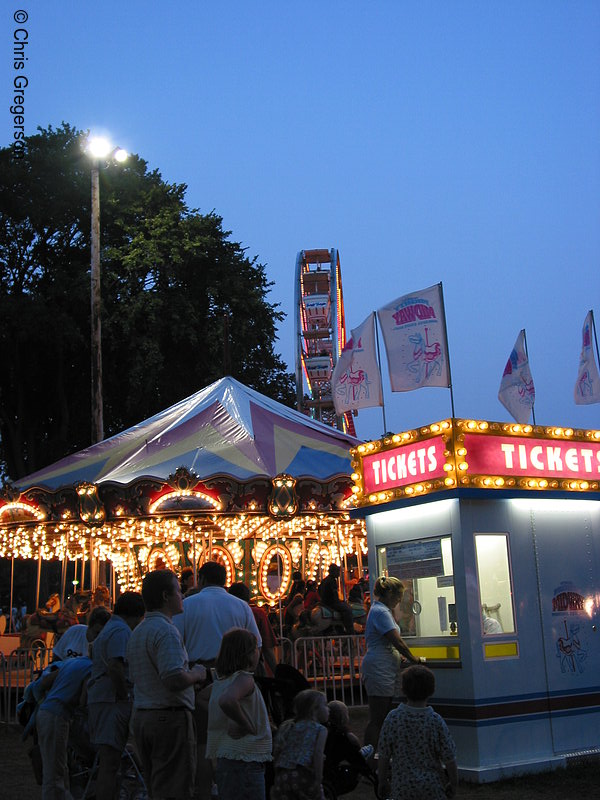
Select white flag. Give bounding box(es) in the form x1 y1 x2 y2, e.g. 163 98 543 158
377 283 450 392
574 311 600 405
332 312 382 415
498 330 535 423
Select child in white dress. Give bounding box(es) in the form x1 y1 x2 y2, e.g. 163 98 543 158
206 628 272 800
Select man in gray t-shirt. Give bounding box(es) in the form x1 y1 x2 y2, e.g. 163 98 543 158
87 591 144 800
128 571 206 800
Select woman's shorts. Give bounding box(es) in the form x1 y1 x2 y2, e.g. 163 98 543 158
360 648 402 697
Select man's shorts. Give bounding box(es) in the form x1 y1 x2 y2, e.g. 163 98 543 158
88 701 131 751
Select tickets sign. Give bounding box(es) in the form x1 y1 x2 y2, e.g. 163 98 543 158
352 420 600 508
362 435 447 494
464 434 600 480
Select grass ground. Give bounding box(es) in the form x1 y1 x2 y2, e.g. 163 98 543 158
1 711 597 800
347 707 599 800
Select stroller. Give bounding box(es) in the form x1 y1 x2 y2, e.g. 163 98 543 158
18 672 146 799
67 707 147 800
255 662 310 726
323 728 380 800
257 664 379 800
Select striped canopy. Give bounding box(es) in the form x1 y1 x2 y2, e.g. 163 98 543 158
16 377 360 492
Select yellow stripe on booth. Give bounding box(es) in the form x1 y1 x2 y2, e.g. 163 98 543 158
410 645 461 661
484 642 519 659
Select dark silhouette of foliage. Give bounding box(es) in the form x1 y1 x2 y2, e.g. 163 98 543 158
0 124 295 479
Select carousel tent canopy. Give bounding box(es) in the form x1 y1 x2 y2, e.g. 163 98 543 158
16 377 360 492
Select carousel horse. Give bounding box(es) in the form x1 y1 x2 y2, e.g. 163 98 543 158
91 584 111 610
291 601 367 640
19 592 87 650
283 593 305 633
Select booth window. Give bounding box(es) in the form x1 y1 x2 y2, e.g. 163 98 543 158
376 536 455 638
475 534 515 635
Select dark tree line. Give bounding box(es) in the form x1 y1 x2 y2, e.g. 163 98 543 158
0 124 295 480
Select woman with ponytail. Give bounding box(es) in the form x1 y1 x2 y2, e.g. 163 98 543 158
360 576 420 750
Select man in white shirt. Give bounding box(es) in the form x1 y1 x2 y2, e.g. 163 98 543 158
173 561 261 800
173 561 261 664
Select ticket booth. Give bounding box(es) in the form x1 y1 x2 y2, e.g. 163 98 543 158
350 419 600 781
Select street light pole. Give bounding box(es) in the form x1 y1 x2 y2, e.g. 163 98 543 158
90 162 103 443
86 136 127 445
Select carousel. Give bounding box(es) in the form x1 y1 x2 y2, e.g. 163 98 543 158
0 378 366 622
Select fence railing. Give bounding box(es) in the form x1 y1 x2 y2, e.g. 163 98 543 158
1 645 53 724
292 633 367 706
1 633 367 725
274 636 294 668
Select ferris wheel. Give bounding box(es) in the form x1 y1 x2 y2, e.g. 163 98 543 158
294 248 356 436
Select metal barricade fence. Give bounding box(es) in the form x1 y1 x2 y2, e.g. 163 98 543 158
1 636 368 724
1 645 53 724
275 636 293 667
292 633 367 706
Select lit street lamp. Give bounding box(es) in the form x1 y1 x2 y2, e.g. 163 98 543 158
86 136 127 444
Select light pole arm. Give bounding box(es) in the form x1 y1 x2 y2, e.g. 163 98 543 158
90 165 104 443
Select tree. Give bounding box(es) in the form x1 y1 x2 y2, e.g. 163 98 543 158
0 124 295 480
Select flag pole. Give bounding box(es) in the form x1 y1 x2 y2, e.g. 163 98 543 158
590 309 600 368
374 313 388 434
438 282 456 419
522 327 537 425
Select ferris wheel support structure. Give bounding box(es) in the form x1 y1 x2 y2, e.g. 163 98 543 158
294 248 355 435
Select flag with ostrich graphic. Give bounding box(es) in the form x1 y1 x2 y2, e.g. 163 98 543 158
574 311 600 405
498 329 535 423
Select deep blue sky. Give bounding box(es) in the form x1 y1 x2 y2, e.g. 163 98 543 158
3 1 600 441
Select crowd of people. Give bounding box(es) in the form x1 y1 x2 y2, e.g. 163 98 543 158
20 562 458 800
279 567 370 639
